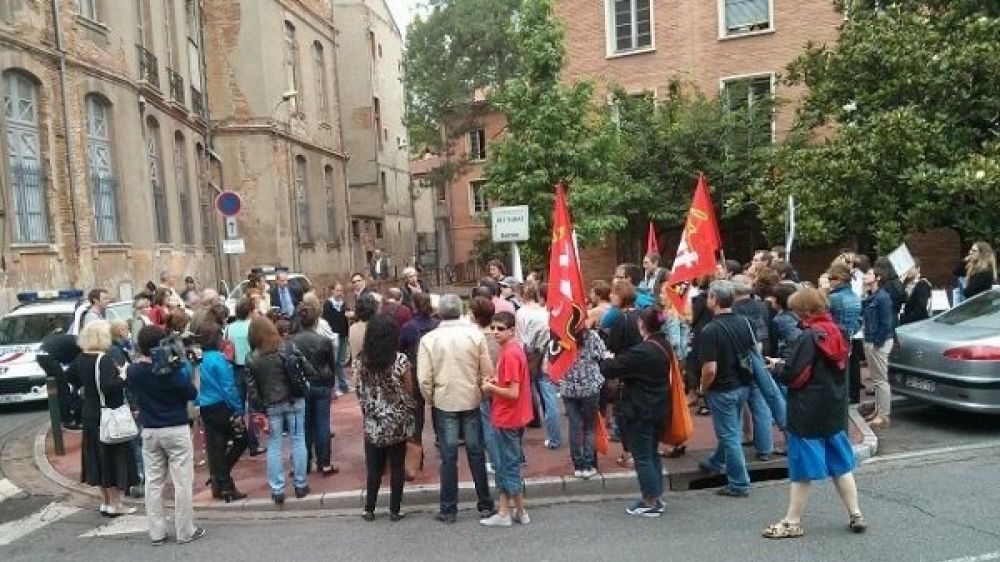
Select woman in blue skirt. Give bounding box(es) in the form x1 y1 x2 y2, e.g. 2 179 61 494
762 287 867 539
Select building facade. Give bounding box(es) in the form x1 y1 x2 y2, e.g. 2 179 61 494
332 0 416 279
203 0 352 291
0 0 218 311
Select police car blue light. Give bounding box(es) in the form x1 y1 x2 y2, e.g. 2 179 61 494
16 289 85 304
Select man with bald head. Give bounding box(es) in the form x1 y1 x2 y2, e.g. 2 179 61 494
268 271 302 317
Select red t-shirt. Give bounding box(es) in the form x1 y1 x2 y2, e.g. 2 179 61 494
491 339 533 429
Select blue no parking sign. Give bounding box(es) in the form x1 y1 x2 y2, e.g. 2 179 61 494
215 191 242 217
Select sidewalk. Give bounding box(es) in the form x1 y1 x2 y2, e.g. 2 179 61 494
41 396 874 511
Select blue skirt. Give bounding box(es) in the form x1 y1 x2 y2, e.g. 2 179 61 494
786 430 855 482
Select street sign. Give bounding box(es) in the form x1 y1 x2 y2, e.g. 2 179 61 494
225 216 238 238
222 238 245 254
215 191 242 217
491 205 529 243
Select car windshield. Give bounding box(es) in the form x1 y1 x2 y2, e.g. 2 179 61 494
934 290 1000 329
0 313 74 345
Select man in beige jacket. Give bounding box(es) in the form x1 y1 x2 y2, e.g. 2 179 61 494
417 293 496 524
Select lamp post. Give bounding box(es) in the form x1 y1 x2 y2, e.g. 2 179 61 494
271 91 300 271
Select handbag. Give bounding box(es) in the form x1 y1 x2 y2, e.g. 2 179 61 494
95 353 139 444
649 340 694 446
404 439 424 481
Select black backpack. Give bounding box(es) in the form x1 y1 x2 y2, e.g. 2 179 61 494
279 342 317 398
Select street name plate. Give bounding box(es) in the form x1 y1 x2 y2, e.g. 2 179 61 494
491 205 530 243
222 238 245 254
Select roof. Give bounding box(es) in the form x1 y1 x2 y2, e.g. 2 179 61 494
7 300 80 316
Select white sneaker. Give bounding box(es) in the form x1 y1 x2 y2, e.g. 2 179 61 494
486 462 495 475
480 513 512 527
513 510 531 525
573 469 584 478
580 468 597 480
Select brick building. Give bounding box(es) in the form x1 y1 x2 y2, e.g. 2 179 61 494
0 0 218 311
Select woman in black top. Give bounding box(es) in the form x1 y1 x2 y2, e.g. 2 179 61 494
687 275 715 415
964 241 997 299
291 304 339 476
762 288 865 539
600 308 672 517
67 320 139 517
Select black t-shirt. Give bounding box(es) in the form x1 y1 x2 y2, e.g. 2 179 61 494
40 333 81 364
699 312 755 392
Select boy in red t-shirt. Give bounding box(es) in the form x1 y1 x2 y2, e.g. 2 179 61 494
480 311 533 527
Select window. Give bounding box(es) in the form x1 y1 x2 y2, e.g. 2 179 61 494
312 42 329 117
185 0 200 41
85 95 118 242
608 0 652 54
324 165 337 240
3 71 48 242
380 171 387 199
174 133 194 245
720 0 773 37
468 128 486 161
351 219 361 239
77 0 99 21
145 116 170 242
195 142 215 246
375 221 384 239
283 21 299 108
294 155 310 241
435 180 445 202
470 180 489 215
373 97 382 150
722 74 775 145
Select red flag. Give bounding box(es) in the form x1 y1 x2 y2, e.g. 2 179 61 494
545 183 586 383
666 173 722 313
646 222 659 255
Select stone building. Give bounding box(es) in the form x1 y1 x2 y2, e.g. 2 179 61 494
0 0 219 311
332 0 415 279
202 0 352 291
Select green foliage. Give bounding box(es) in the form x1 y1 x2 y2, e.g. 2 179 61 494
757 1 1000 252
403 0 523 151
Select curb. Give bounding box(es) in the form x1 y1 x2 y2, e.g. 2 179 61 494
849 407 879 462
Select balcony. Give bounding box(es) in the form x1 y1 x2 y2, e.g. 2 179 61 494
136 45 159 89
167 68 185 106
191 87 205 119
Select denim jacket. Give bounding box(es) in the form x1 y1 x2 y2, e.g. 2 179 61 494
828 284 862 339
862 287 895 346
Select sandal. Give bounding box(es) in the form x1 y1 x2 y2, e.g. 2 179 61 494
762 520 804 539
616 454 635 469
695 406 711 416
868 417 889 430
849 512 867 533
661 445 686 458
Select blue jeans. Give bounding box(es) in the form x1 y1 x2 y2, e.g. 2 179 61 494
433 408 494 516
563 395 599 470
334 337 350 393
705 386 751 494
749 350 787 430
624 417 664 500
479 400 499 465
305 385 332 469
266 399 308 494
536 374 562 446
747 385 774 455
492 428 525 496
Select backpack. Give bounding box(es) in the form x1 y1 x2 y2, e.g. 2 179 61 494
279 341 316 398
151 334 187 377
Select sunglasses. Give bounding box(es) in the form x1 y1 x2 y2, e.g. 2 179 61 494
489 325 511 331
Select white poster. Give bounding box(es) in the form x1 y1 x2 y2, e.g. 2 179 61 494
887 243 916 277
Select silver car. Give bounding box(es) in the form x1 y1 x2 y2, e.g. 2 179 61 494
889 288 1000 413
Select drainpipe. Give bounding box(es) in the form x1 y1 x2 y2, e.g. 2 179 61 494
196 1 225 287
51 0 82 269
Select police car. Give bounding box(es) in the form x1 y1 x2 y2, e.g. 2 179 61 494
0 289 83 404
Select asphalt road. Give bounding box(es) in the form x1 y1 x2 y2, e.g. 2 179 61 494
2 397 999 562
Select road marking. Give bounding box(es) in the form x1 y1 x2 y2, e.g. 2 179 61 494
937 551 1000 562
79 514 147 538
863 439 1000 465
0 479 23 503
0 502 80 546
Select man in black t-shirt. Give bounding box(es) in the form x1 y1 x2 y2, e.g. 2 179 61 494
697 280 753 498
38 333 82 429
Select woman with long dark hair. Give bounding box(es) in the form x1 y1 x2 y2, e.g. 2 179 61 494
599 308 673 517
355 313 415 521
291 303 339 476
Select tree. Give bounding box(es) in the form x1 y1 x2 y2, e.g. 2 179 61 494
747 1 1000 253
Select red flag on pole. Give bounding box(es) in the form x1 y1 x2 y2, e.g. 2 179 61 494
646 222 659 255
665 173 722 313
545 182 586 383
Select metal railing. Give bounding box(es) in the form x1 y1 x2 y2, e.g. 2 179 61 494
191 87 205 118
136 45 159 89
167 68 185 106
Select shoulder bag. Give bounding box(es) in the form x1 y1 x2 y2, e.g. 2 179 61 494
648 339 694 446
95 353 139 444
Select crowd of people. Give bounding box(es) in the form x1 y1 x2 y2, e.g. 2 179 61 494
35 238 997 544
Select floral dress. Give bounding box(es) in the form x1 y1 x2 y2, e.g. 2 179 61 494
354 353 415 447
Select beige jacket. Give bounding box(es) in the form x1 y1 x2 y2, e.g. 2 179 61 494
417 319 495 412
